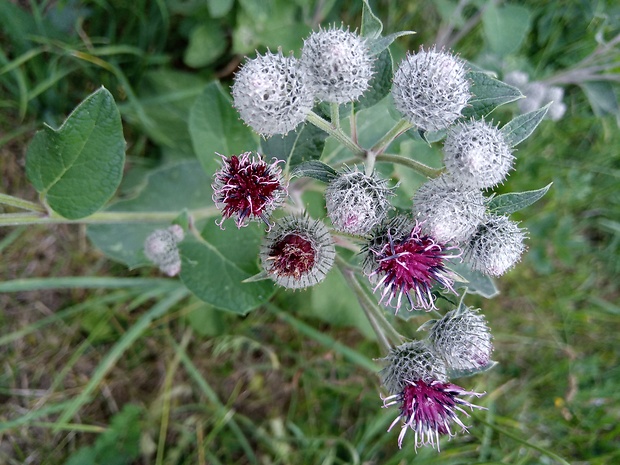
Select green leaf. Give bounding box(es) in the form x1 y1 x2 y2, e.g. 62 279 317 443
366 31 415 56
451 261 499 299
184 22 227 68
260 123 327 170
187 300 227 337
581 81 620 121
488 183 553 215
87 160 215 268
189 81 259 175
290 160 337 182
207 0 234 17
356 48 393 111
308 268 375 339
463 71 523 118
25 87 125 219
361 0 382 39
448 360 498 379
179 223 276 314
483 4 532 56
501 103 550 147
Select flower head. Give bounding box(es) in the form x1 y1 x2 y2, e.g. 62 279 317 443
428 306 494 374
212 152 287 229
464 214 527 276
363 217 459 312
326 168 394 235
443 119 514 189
232 50 314 136
144 225 185 277
300 26 374 103
260 215 335 289
391 47 470 132
413 174 485 244
380 340 485 450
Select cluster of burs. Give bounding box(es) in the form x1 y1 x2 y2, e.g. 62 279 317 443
145 25 528 450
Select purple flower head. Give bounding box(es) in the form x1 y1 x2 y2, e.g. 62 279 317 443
383 379 485 450
363 217 459 312
260 215 335 289
212 152 287 229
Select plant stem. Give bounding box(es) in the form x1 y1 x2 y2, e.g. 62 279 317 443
0 207 219 227
306 111 366 158
330 102 340 129
0 193 46 213
370 119 414 156
376 153 443 178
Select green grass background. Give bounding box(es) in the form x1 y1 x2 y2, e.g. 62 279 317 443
1 0 619 464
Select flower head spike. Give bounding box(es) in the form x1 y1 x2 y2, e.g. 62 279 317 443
392 47 471 132
144 225 185 277
260 215 335 289
464 214 527 276
212 152 287 229
232 50 314 136
413 174 485 244
300 26 374 103
380 341 485 450
443 119 514 189
428 306 494 374
325 168 394 235
363 217 459 312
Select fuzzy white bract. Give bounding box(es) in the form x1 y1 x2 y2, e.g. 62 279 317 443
464 214 527 276
144 225 185 277
392 47 470 132
428 306 494 373
443 119 514 189
413 174 485 244
232 51 313 136
300 26 374 103
325 169 393 235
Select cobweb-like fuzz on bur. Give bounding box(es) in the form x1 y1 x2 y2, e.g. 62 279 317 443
232 50 314 136
363 217 459 312
212 152 287 229
391 47 471 132
428 306 494 373
260 215 335 289
300 26 375 103
443 119 514 189
380 341 485 450
325 168 394 235
413 174 485 244
464 214 527 276
144 225 185 277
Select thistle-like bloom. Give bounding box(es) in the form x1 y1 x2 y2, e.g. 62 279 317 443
260 215 335 289
428 306 494 374
363 217 459 312
325 168 394 235
144 225 185 277
300 26 374 103
232 50 314 136
212 152 287 229
392 47 470 132
464 214 527 276
443 119 514 189
413 174 485 244
380 341 485 450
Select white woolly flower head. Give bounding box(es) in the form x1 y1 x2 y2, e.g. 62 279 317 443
325 168 394 235
300 26 374 103
427 306 494 374
232 50 314 136
464 214 527 276
379 340 448 395
144 225 185 277
391 46 471 132
413 174 485 244
443 119 514 189
260 215 335 289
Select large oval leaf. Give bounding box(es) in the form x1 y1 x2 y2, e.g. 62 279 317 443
26 87 125 219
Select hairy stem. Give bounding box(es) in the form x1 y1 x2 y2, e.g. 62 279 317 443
370 119 414 156
0 193 46 213
377 153 443 178
306 110 366 158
